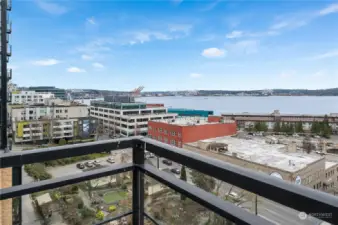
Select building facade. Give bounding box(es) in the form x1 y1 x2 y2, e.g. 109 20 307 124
10 104 94 143
222 110 338 133
167 108 214 117
90 101 177 137
324 162 338 194
29 86 67 100
11 91 55 104
148 117 237 148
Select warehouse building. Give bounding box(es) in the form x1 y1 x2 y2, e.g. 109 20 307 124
148 117 237 148
222 110 338 133
183 136 336 191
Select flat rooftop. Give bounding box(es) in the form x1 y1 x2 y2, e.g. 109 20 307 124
154 117 234 126
188 136 322 172
325 161 338 169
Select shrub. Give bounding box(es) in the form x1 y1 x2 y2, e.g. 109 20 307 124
78 202 84 209
121 184 127 190
108 205 116 212
80 206 95 218
71 185 79 194
24 163 52 181
96 210 104 220
53 192 61 200
58 138 67 145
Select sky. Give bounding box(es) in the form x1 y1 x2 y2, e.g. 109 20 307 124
9 0 338 91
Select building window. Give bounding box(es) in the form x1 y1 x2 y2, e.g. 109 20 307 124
164 129 168 134
148 134 152 138
171 131 176 136
56 110 59 113
65 109 68 113
158 136 162 141
164 137 168 143
178 132 182 137
159 128 163 133
149 126 152 130
170 139 176 145
178 141 182 147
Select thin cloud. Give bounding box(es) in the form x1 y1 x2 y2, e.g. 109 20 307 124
200 0 221 12
67 67 86 73
86 17 96 25
190 73 203 78
35 0 67 15
129 31 172 45
319 3 338 16
92 62 104 68
32 59 60 66
228 40 259 55
168 24 192 34
81 54 93 60
226 30 243 39
201 48 225 58
311 49 338 60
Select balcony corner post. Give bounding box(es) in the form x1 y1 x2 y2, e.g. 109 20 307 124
132 139 145 225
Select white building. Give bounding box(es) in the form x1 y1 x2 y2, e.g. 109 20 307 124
10 104 94 143
11 91 55 105
90 101 177 137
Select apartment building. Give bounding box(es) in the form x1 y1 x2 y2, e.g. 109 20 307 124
90 101 177 137
10 104 95 143
184 136 329 191
29 86 67 100
11 90 55 104
148 117 237 148
222 110 338 133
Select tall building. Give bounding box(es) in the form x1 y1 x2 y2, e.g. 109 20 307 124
11 90 55 104
29 86 67 100
10 103 95 143
148 116 237 148
90 100 177 137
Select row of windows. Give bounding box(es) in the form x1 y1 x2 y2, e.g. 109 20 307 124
149 126 182 137
148 135 182 147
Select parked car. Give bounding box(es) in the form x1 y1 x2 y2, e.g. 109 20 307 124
76 163 85 169
162 159 172 165
93 160 101 166
107 157 115 164
85 161 94 168
170 168 180 174
149 153 155 158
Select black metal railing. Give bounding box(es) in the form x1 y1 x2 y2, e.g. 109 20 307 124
1 136 338 225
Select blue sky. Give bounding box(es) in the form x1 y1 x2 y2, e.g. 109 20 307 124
9 0 338 91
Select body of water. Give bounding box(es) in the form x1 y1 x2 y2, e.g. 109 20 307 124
137 96 338 115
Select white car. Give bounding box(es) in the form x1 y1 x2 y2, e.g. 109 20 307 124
107 157 115 163
93 160 101 166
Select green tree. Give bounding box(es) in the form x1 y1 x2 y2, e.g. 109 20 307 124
295 122 304 133
261 122 268 132
311 122 321 134
273 122 281 132
190 170 215 193
322 124 331 139
254 122 261 132
281 123 288 133
180 166 187 200
323 114 329 126
288 123 295 135
59 138 67 145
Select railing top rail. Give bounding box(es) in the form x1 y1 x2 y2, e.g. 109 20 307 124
141 137 338 224
0 136 134 168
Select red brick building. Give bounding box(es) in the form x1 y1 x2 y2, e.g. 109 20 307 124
148 117 237 148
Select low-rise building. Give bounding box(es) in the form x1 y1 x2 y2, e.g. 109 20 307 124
184 136 326 190
324 162 338 194
10 103 95 143
11 90 55 105
28 86 67 100
222 110 338 133
90 101 177 137
167 108 214 117
148 117 237 148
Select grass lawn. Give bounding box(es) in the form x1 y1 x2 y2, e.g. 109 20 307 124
103 191 128 204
